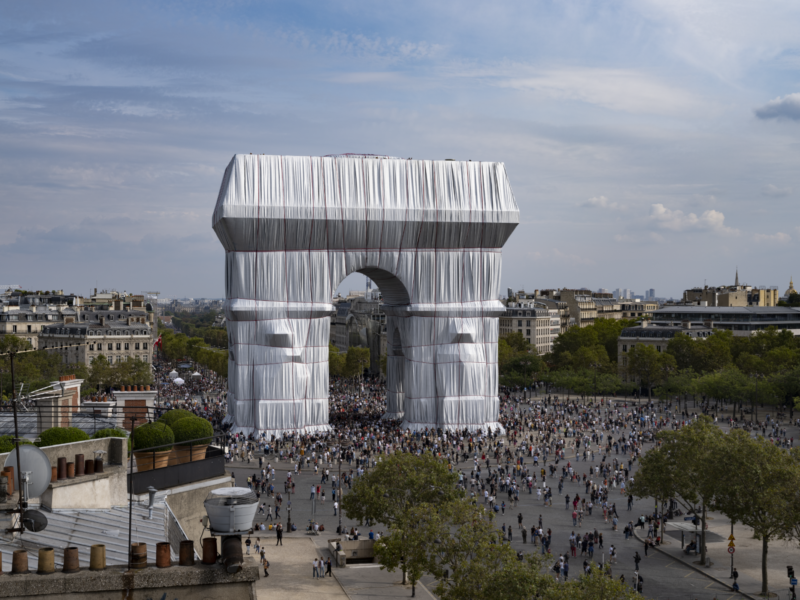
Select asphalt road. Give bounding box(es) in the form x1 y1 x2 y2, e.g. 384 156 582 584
228 446 752 599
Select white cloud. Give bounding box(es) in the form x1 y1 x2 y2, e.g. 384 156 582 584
582 196 625 210
762 184 793 197
92 101 180 118
754 232 791 243
754 94 800 121
649 203 739 235
495 67 703 116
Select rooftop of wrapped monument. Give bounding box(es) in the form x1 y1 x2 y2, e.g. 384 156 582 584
212 154 520 435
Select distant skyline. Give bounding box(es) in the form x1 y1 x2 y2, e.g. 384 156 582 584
2 1 799 299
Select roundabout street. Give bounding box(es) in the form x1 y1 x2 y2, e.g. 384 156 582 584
221 393 800 600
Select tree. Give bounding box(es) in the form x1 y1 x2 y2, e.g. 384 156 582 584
342 452 460 585
714 430 800 596
627 345 676 400
328 343 345 377
498 333 546 389
502 331 532 353
629 416 725 564
374 502 434 597
542 563 639 600
550 318 635 367
426 501 551 600
344 346 370 379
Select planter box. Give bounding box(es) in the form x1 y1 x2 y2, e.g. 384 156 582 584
133 450 171 472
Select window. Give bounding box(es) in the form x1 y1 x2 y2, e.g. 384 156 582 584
27 325 31 333
143 342 148 350
622 344 627 352
517 320 522 327
12 325 16 333
107 343 113 351
107 356 113 364
656 345 661 352
135 342 140 350
116 343 121 351
526 320 531 326
142 355 148 363
124 343 130 350
622 357 628 367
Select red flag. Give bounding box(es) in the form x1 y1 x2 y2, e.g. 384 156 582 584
154 335 163 349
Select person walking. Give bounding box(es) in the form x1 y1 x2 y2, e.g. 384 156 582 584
313 558 319 578
276 522 283 546
633 551 641 571
262 557 270 577
326 557 333 577
245 537 252 555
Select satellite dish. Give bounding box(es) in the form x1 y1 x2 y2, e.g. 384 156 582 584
21 509 48 532
4 444 52 500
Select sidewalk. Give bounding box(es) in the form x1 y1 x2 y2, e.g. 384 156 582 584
255 537 348 600
637 510 800 599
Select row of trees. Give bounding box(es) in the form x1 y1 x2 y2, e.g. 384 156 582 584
166 311 228 348
329 344 370 379
158 328 228 378
87 355 153 390
343 452 638 600
0 336 89 400
631 417 800 595
0 336 154 400
499 317 800 413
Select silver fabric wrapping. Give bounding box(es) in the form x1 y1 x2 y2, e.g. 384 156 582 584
212 155 519 436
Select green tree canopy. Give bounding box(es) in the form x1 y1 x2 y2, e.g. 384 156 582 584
714 431 800 595
629 416 724 564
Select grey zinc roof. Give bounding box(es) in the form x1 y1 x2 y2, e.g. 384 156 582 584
0 504 169 572
620 326 713 339
654 306 800 314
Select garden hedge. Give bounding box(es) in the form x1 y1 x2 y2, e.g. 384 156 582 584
0 435 33 454
157 408 195 428
93 428 131 451
92 428 128 440
36 427 90 448
132 422 175 452
171 416 213 446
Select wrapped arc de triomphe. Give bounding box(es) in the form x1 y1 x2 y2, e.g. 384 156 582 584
212 154 519 436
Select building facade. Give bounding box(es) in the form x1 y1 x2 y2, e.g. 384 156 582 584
620 300 659 320
0 294 80 349
40 311 154 366
499 300 558 355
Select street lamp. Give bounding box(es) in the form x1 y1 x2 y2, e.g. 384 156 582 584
591 363 601 402
337 442 350 535
751 373 764 422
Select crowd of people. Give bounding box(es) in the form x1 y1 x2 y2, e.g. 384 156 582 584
149 351 797 590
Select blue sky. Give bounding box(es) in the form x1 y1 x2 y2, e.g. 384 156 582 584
1 1 799 299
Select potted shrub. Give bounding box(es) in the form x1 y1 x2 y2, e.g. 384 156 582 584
36 427 90 448
132 422 174 472
158 408 194 428
158 409 196 465
171 417 214 463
